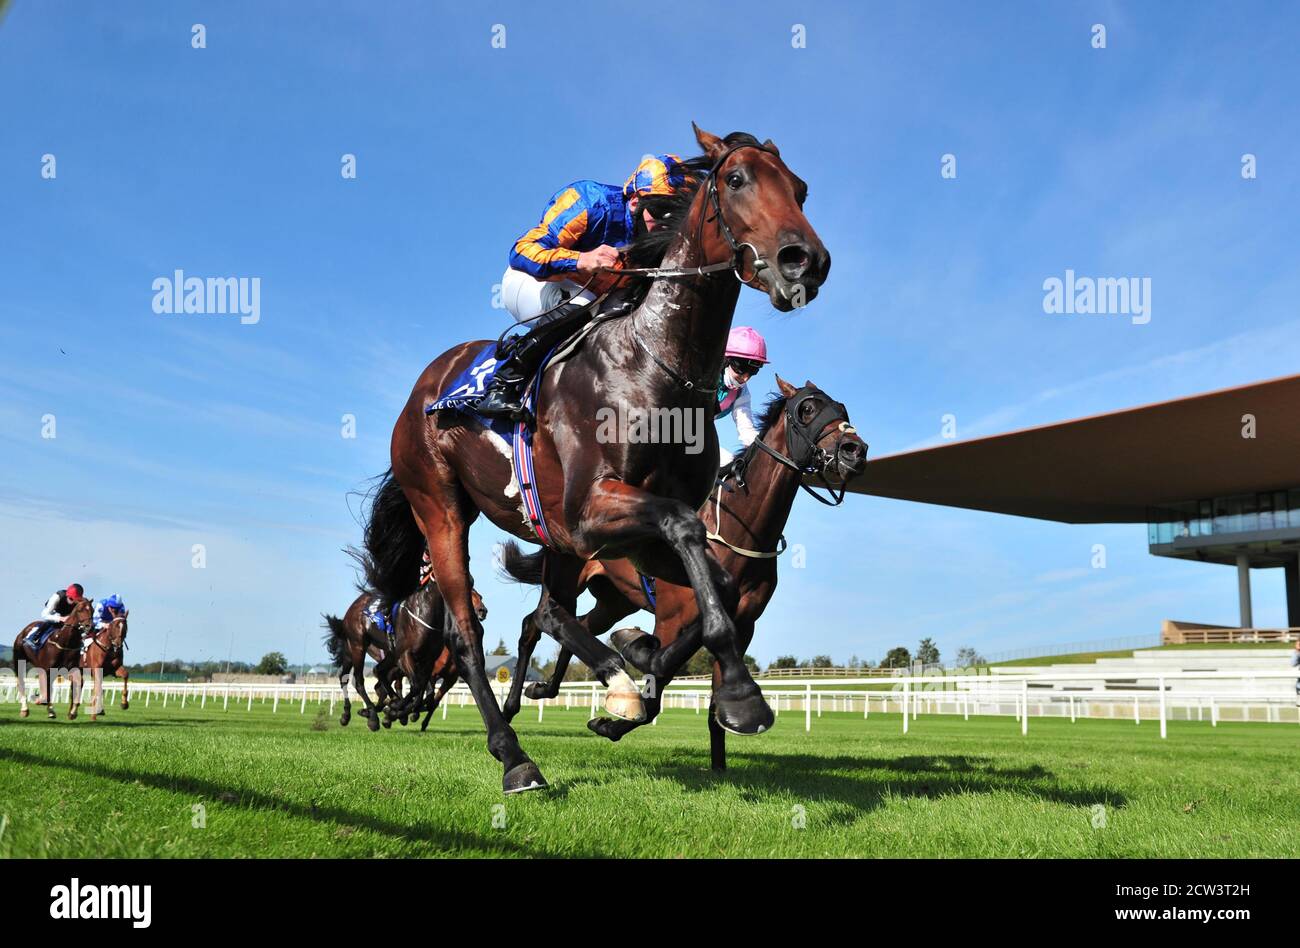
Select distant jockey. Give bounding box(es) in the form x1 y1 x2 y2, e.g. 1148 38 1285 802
476 154 692 421
94 593 127 629
26 583 84 646
717 326 768 467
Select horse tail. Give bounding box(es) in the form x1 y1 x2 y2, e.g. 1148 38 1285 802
322 615 350 670
354 468 425 609
497 540 545 587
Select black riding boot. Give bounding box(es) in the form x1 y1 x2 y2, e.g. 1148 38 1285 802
475 302 594 422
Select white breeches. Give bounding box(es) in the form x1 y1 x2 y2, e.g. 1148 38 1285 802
500 267 597 323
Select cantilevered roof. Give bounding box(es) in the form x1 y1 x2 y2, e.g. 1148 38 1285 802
844 373 1300 524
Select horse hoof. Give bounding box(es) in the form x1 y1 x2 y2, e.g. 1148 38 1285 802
522 683 548 701
19 709 28 718
586 718 626 742
121 701 129 710
715 693 774 736
340 714 351 727
68 710 77 720
89 714 97 722
503 761 548 795
366 715 380 732
610 627 656 667
603 670 646 722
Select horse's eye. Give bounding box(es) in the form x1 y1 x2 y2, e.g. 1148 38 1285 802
727 172 744 190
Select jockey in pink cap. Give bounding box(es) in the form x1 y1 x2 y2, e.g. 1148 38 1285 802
716 326 768 466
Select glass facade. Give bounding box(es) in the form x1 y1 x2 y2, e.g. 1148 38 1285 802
1148 490 1300 545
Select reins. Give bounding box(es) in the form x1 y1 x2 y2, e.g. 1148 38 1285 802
604 141 780 396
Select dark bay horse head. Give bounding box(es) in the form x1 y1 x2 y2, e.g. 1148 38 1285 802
770 374 868 486
689 123 831 311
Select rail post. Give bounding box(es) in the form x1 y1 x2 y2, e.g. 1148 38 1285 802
902 679 909 734
805 683 812 732
1134 695 1139 725
1021 678 1028 735
1158 676 1167 739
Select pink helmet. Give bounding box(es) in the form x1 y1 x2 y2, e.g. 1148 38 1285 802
725 326 768 364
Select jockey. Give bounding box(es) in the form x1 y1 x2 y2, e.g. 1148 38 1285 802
94 593 126 629
27 583 84 644
716 326 768 467
476 154 691 421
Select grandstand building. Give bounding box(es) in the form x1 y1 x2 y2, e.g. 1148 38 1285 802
849 372 1300 629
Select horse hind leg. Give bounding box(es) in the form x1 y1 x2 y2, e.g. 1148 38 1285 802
338 663 353 726
420 514 545 793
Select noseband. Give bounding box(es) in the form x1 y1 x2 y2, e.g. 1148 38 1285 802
745 385 858 507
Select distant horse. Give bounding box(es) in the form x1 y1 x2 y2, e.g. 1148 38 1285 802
12 599 95 719
361 123 829 793
323 583 485 730
74 613 130 721
500 377 866 767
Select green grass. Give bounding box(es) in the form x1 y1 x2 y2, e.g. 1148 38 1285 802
1 698 1297 858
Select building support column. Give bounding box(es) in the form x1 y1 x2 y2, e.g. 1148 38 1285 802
1285 554 1300 630
1236 554 1253 630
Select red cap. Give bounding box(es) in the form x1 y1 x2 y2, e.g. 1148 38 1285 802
66 584 82 601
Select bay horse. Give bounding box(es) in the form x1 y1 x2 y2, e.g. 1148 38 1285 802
74 613 130 721
360 123 829 792
12 598 95 719
500 376 867 767
323 583 485 730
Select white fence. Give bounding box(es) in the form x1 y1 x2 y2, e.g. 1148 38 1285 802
3 669 1297 738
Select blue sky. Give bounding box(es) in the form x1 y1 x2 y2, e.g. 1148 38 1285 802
3 1 1298 669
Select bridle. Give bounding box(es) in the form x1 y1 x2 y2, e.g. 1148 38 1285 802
83 617 127 660
618 141 783 396
704 387 858 558
734 384 860 507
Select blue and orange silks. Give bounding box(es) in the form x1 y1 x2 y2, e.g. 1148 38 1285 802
508 155 687 295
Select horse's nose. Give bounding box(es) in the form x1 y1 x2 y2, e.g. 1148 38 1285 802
838 439 866 468
777 241 814 281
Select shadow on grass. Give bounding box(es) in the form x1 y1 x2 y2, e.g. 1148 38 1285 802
0 746 605 857
633 750 1127 823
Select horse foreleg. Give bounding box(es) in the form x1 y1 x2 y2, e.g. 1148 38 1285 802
15 660 28 717
67 667 81 720
576 480 769 737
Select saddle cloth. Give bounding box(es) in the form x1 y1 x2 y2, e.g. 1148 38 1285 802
25 622 60 650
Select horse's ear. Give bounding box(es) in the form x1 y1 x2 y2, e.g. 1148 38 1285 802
775 374 797 397
692 122 725 162
762 138 780 157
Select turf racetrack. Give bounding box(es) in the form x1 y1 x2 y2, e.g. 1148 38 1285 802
1 700 1297 857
